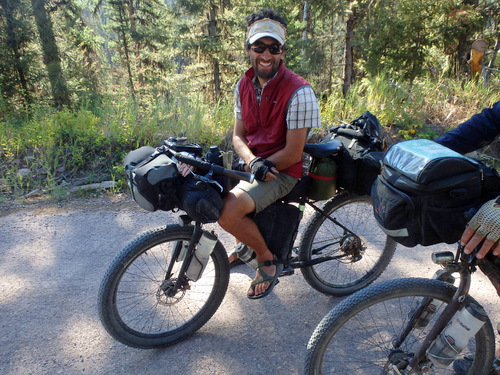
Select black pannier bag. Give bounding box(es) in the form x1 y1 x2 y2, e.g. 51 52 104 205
253 201 301 262
321 111 385 195
371 139 483 247
124 146 180 212
177 176 223 223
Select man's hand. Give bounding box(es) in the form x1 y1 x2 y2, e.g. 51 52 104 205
462 198 500 259
249 157 277 181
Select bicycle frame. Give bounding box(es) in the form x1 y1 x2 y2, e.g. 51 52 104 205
163 141 382 294
168 193 370 293
395 246 475 373
285 200 359 269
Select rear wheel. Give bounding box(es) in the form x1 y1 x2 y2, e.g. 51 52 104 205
98 224 229 348
299 192 396 296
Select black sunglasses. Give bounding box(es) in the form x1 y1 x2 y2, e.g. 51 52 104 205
250 43 283 55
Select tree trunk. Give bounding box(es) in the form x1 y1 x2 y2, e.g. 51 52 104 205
343 12 355 97
456 33 469 76
488 34 500 70
116 3 136 100
1 0 32 104
301 1 308 68
212 58 221 102
326 16 335 97
208 2 220 102
30 0 70 108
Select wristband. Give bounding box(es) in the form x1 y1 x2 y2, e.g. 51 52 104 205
249 157 275 181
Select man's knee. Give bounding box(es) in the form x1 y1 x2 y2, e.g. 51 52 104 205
218 190 255 229
217 205 235 229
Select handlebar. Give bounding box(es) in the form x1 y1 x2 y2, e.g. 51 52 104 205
336 128 365 139
169 150 255 183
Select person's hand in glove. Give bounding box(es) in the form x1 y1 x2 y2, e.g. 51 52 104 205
462 197 500 259
248 157 278 181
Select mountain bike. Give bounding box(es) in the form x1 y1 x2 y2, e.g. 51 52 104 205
304 244 497 374
98 138 396 348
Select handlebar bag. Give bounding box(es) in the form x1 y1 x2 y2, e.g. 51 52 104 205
177 177 223 223
371 139 483 247
124 146 180 212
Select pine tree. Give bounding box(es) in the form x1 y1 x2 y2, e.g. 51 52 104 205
30 0 71 108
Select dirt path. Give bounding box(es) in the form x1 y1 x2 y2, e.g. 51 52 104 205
1 195 499 375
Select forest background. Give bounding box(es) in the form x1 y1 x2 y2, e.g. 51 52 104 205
0 0 499 202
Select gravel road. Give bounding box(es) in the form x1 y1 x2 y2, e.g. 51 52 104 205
1 194 499 375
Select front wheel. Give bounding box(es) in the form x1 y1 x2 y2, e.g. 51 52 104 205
299 192 396 296
98 224 230 348
304 278 495 374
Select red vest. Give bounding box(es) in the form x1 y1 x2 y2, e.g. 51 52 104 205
239 64 310 178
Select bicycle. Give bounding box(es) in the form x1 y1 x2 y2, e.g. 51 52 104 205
98 138 396 348
304 243 498 374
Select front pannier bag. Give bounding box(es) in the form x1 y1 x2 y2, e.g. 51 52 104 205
371 139 482 247
124 146 180 212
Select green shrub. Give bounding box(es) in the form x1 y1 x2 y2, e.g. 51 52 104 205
1 73 498 202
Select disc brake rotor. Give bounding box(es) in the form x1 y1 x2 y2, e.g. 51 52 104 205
156 278 189 306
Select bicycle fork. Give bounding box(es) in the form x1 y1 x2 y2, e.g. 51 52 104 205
165 219 204 297
393 251 472 374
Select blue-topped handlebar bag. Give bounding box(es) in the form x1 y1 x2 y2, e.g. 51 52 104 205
371 139 483 247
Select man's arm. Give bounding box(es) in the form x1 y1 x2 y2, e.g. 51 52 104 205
267 84 320 170
267 127 309 171
232 118 256 166
435 101 500 154
233 120 308 181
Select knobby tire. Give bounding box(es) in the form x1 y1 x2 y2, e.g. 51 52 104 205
299 192 396 296
98 224 229 348
304 278 495 374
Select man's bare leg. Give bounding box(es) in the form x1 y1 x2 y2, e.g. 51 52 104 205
218 188 276 296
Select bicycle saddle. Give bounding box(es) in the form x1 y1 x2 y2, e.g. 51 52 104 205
304 140 343 158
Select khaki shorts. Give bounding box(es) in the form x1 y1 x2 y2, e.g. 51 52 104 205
235 173 298 213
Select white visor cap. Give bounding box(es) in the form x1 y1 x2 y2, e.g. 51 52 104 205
247 18 287 46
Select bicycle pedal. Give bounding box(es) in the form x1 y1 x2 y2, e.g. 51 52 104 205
280 266 294 277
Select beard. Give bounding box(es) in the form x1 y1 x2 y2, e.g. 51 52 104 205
253 59 281 82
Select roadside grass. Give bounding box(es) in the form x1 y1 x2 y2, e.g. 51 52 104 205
1 74 498 203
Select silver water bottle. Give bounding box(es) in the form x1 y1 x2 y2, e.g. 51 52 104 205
235 242 258 270
186 231 217 281
426 302 487 368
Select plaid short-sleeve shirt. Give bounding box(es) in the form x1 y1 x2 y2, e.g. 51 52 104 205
234 76 321 130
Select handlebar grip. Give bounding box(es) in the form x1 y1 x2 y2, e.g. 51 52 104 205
217 166 255 183
171 151 254 183
336 128 364 139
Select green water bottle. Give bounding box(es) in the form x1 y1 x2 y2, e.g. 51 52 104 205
307 157 337 201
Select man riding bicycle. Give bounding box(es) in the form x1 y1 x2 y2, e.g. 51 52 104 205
217 9 321 299
435 100 500 374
